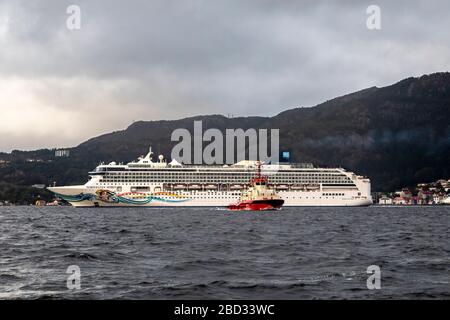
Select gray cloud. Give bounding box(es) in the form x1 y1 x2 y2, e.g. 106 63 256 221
0 0 449 151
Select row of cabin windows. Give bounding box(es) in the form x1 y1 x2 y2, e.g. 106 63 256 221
96 187 242 196
103 172 349 178
98 180 354 185
95 186 357 199
100 173 351 180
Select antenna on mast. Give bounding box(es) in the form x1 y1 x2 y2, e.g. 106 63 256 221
144 146 153 161
256 161 261 178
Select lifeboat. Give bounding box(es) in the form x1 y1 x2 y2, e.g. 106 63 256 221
228 162 284 211
275 184 289 190
173 184 186 190
188 184 202 190
204 184 218 190
230 184 245 190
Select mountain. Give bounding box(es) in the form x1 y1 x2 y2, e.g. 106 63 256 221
1 72 450 203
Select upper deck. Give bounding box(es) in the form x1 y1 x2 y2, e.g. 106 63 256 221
86 147 370 188
90 147 327 173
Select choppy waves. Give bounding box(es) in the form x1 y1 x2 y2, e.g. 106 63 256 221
0 206 449 299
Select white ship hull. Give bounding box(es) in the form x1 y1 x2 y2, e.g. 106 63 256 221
49 186 372 207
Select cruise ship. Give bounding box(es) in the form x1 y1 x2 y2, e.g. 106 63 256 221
48 147 373 207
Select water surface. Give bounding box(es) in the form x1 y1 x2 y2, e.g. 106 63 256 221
0 206 448 299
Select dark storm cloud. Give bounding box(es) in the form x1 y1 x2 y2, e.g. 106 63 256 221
0 0 449 151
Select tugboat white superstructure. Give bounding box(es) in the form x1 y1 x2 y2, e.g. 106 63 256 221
48 147 373 207
228 162 284 211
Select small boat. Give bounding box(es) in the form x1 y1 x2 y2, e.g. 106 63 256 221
228 162 284 211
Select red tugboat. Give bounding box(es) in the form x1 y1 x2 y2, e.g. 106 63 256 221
228 162 284 211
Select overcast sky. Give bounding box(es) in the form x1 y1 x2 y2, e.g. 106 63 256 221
0 0 449 151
